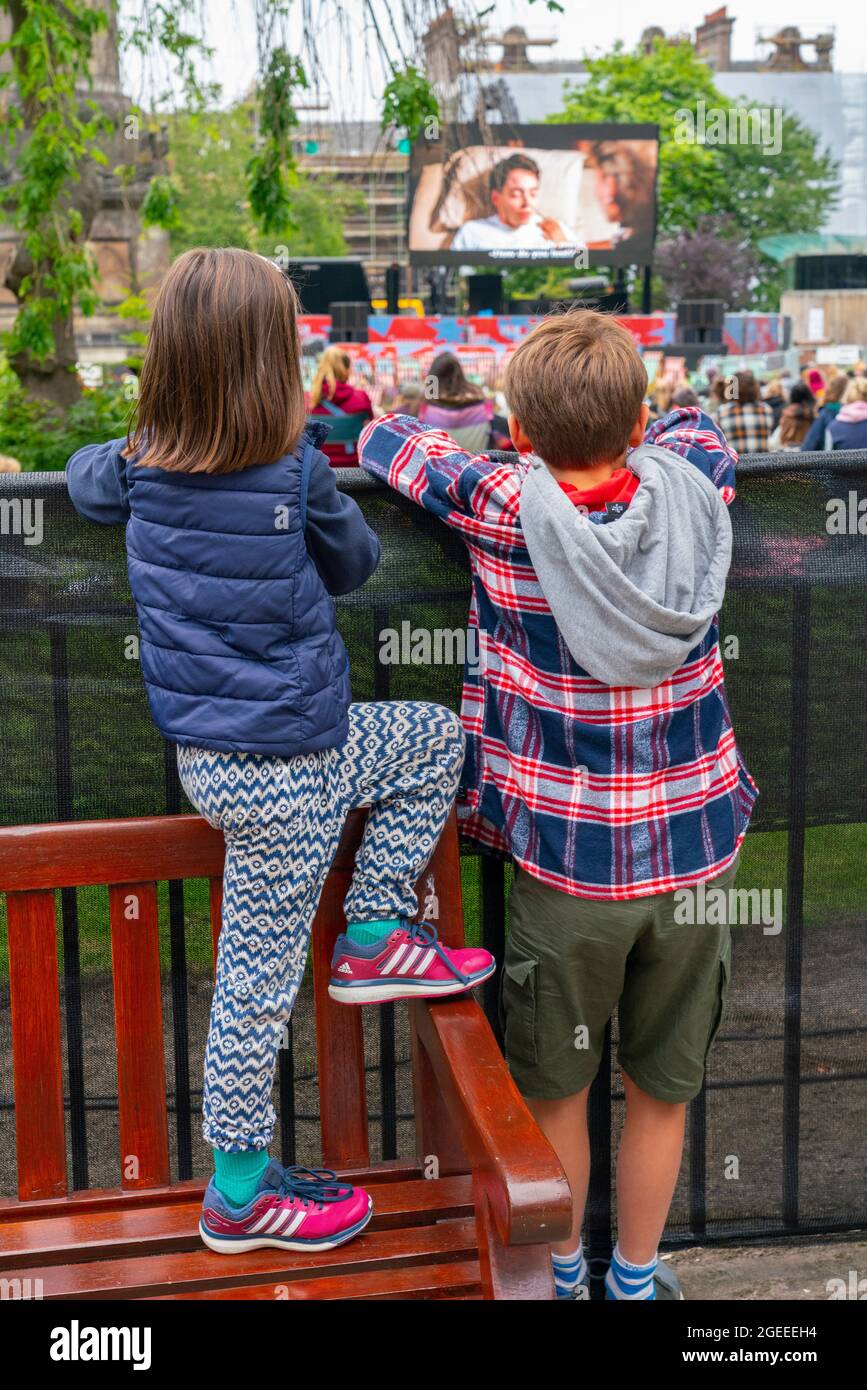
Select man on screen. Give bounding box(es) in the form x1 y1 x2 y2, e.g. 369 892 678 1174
450 153 580 252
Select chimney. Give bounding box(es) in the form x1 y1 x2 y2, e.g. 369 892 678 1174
695 6 735 71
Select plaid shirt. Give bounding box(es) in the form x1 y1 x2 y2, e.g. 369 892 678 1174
359 408 758 900
716 400 774 454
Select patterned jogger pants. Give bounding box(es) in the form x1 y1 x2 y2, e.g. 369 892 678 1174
176 700 465 1152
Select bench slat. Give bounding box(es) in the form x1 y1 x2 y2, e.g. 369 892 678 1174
0 1159 428 1223
147 1259 482 1300
16 1217 479 1299
0 817 224 891
0 810 372 894
0 1174 474 1269
108 883 170 1189
312 814 369 1169
6 889 67 1200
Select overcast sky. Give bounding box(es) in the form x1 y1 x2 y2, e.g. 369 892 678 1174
121 1 865 115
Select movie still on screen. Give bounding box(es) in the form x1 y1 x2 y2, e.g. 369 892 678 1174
409 124 659 266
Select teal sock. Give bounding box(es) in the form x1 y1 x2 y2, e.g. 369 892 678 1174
346 917 401 946
212 1147 270 1209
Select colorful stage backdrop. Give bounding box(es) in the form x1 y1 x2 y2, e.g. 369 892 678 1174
298 314 785 400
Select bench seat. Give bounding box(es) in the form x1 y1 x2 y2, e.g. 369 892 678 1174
0 809 571 1299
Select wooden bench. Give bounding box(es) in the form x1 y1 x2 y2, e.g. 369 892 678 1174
0 808 571 1299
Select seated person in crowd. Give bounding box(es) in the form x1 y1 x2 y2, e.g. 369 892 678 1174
705 373 729 420
803 373 847 450
418 352 502 451
391 383 423 417
309 347 373 466
645 380 673 423
827 378 867 450
769 381 815 452
761 376 787 430
717 371 774 453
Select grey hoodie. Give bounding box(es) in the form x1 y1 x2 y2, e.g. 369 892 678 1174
519 442 732 689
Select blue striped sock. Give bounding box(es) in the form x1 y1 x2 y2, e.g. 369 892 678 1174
605 1242 657 1300
552 1240 588 1298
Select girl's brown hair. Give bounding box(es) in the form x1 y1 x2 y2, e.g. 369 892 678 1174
778 402 815 448
428 352 483 406
125 248 305 474
309 346 352 408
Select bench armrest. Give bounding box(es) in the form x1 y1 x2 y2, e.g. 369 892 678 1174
411 997 572 1247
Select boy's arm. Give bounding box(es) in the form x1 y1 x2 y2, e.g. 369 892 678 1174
304 448 381 595
643 406 737 505
358 412 506 537
66 438 131 524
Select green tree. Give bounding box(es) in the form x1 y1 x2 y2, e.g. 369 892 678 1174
550 38 839 307
160 105 361 258
0 0 111 406
0 1 425 411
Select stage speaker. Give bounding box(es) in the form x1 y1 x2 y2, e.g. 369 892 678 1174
676 300 724 345
279 257 371 315
329 301 369 344
468 273 503 315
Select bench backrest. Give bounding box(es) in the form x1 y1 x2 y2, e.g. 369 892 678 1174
0 808 464 1200
306 409 367 452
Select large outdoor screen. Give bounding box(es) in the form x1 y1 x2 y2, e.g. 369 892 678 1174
408 123 659 268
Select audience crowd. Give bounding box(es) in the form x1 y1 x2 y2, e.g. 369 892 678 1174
305 345 867 466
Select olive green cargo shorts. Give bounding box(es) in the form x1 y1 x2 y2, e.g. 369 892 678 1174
499 858 738 1104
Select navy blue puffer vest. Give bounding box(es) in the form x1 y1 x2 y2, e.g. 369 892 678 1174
124 436 350 756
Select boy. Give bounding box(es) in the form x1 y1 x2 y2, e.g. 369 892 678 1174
359 311 757 1300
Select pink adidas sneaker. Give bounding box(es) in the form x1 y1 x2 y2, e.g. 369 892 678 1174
200 1160 373 1255
328 920 496 1005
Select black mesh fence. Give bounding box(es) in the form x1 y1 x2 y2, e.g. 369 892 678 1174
0 453 865 1252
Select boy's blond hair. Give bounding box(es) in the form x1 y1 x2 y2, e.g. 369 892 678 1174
504 310 648 468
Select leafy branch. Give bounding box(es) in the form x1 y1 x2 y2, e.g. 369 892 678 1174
381 65 439 143
0 0 110 362
246 45 307 235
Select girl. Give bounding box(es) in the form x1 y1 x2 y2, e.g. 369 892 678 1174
417 352 500 451
66 248 494 1256
769 381 816 452
309 345 373 465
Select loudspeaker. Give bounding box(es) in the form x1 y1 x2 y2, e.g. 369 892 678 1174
329 301 369 344
676 300 724 344
279 257 371 315
468 273 503 315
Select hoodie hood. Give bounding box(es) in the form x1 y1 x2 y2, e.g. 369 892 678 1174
837 400 867 424
519 442 732 688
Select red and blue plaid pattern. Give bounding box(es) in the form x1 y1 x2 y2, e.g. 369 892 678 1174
359 407 757 901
